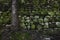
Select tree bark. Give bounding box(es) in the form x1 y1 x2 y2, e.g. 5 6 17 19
11 0 19 31
2 0 19 40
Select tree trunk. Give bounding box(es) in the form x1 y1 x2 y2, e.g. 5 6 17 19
11 0 19 31
2 0 19 40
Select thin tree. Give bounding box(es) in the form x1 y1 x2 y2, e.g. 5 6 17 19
2 0 19 40
11 0 19 31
